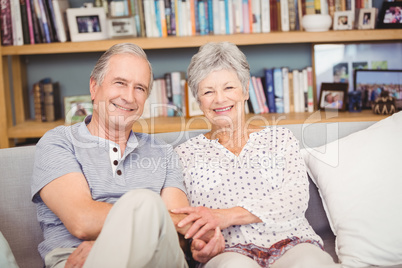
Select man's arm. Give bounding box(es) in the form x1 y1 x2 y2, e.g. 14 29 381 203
39 172 112 241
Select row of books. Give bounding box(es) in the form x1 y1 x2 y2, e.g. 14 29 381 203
142 66 314 119
248 67 314 115
32 78 61 122
1 0 69 45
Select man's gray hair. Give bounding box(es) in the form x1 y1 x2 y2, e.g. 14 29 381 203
90 43 154 95
187 42 250 103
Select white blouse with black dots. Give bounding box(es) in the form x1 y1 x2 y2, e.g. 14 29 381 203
175 127 323 249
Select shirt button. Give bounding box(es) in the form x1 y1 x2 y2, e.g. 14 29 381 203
113 147 118 153
117 170 122 176
113 160 118 166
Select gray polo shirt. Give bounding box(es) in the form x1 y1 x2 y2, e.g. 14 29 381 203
31 116 186 261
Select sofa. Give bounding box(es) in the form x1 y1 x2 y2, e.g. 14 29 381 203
1 116 401 268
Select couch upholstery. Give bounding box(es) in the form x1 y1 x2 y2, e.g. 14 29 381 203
1 120 401 268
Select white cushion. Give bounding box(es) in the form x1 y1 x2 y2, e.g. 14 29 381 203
301 111 402 268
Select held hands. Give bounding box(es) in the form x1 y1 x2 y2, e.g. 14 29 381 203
191 227 225 263
65 241 95 268
171 206 229 240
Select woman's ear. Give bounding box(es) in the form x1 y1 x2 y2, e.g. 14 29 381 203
244 84 250 101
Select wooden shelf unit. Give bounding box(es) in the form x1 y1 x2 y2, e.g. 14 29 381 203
1 29 401 148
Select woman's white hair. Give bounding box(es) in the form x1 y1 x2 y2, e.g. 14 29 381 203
187 42 250 102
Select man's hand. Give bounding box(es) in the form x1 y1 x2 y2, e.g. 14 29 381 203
65 241 95 268
191 227 225 264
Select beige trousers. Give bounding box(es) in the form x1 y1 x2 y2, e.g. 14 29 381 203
45 189 188 268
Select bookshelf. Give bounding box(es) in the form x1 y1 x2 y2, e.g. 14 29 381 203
1 29 401 148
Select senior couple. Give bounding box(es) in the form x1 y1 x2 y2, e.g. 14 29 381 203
32 42 341 268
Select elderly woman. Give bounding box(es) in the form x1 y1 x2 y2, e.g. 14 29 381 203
172 42 341 268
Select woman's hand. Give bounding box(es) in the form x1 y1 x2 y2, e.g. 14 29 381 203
191 227 225 263
171 206 229 240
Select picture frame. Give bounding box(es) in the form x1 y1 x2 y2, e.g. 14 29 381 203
318 83 348 111
64 95 93 124
354 69 402 110
107 16 137 38
333 11 354 30
377 1 402 29
357 8 377 29
66 7 108 42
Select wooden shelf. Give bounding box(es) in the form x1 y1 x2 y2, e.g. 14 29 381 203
2 29 402 55
7 110 388 139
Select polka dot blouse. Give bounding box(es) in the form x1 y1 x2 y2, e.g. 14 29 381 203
175 127 323 249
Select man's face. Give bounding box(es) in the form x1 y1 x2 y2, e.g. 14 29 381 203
90 54 151 131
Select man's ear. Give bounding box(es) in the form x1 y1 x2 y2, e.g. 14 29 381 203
89 78 97 101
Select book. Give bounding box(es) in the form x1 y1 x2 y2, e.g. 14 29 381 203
306 66 314 112
288 71 294 112
170 71 185 116
280 0 289 31
51 0 69 42
10 0 24 45
36 0 52 42
233 0 242 33
164 72 175 116
32 82 44 121
25 0 35 43
19 0 31 44
251 76 268 113
292 69 301 112
242 0 250 33
43 79 55 121
251 0 261 33
281 67 290 113
273 67 284 113
1 0 13 45
263 68 276 113
248 77 261 114
256 76 269 113
260 0 270 32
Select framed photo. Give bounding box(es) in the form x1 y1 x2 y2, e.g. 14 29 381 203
318 83 348 111
333 11 354 30
107 16 137 38
64 95 93 124
66 7 107 42
358 8 377 29
354 69 402 110
377 1 402 29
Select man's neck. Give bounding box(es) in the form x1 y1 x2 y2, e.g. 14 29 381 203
87 114 132 155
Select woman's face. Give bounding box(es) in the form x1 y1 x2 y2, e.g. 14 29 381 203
197 69 249 128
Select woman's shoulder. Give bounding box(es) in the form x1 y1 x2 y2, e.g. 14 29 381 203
174 133 207 152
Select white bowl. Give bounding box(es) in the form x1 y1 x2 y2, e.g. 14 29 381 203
302 14 332 32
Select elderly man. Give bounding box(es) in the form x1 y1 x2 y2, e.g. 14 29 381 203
31 43 224 268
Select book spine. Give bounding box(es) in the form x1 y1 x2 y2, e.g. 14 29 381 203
251 0 260 33
251 76 265 113
280 0 289 31
198 0 207 34
19 0 30 44
306 66 314 112
170 0 176 35
37 0 51 42
25 0 35 43
164 0 172 35
260 0 270 32
242 0 249 33
154 0 162 37
256 77 269 113
288 0 296 30
46 0 58 41
281 67 290 113
248 77 261 114
43 81 55 122
218 0 225 34
164 72 175 116
212 0 220 34
10 0 24 45
1 0 13 45
264 69 276 113
273 67 284 113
